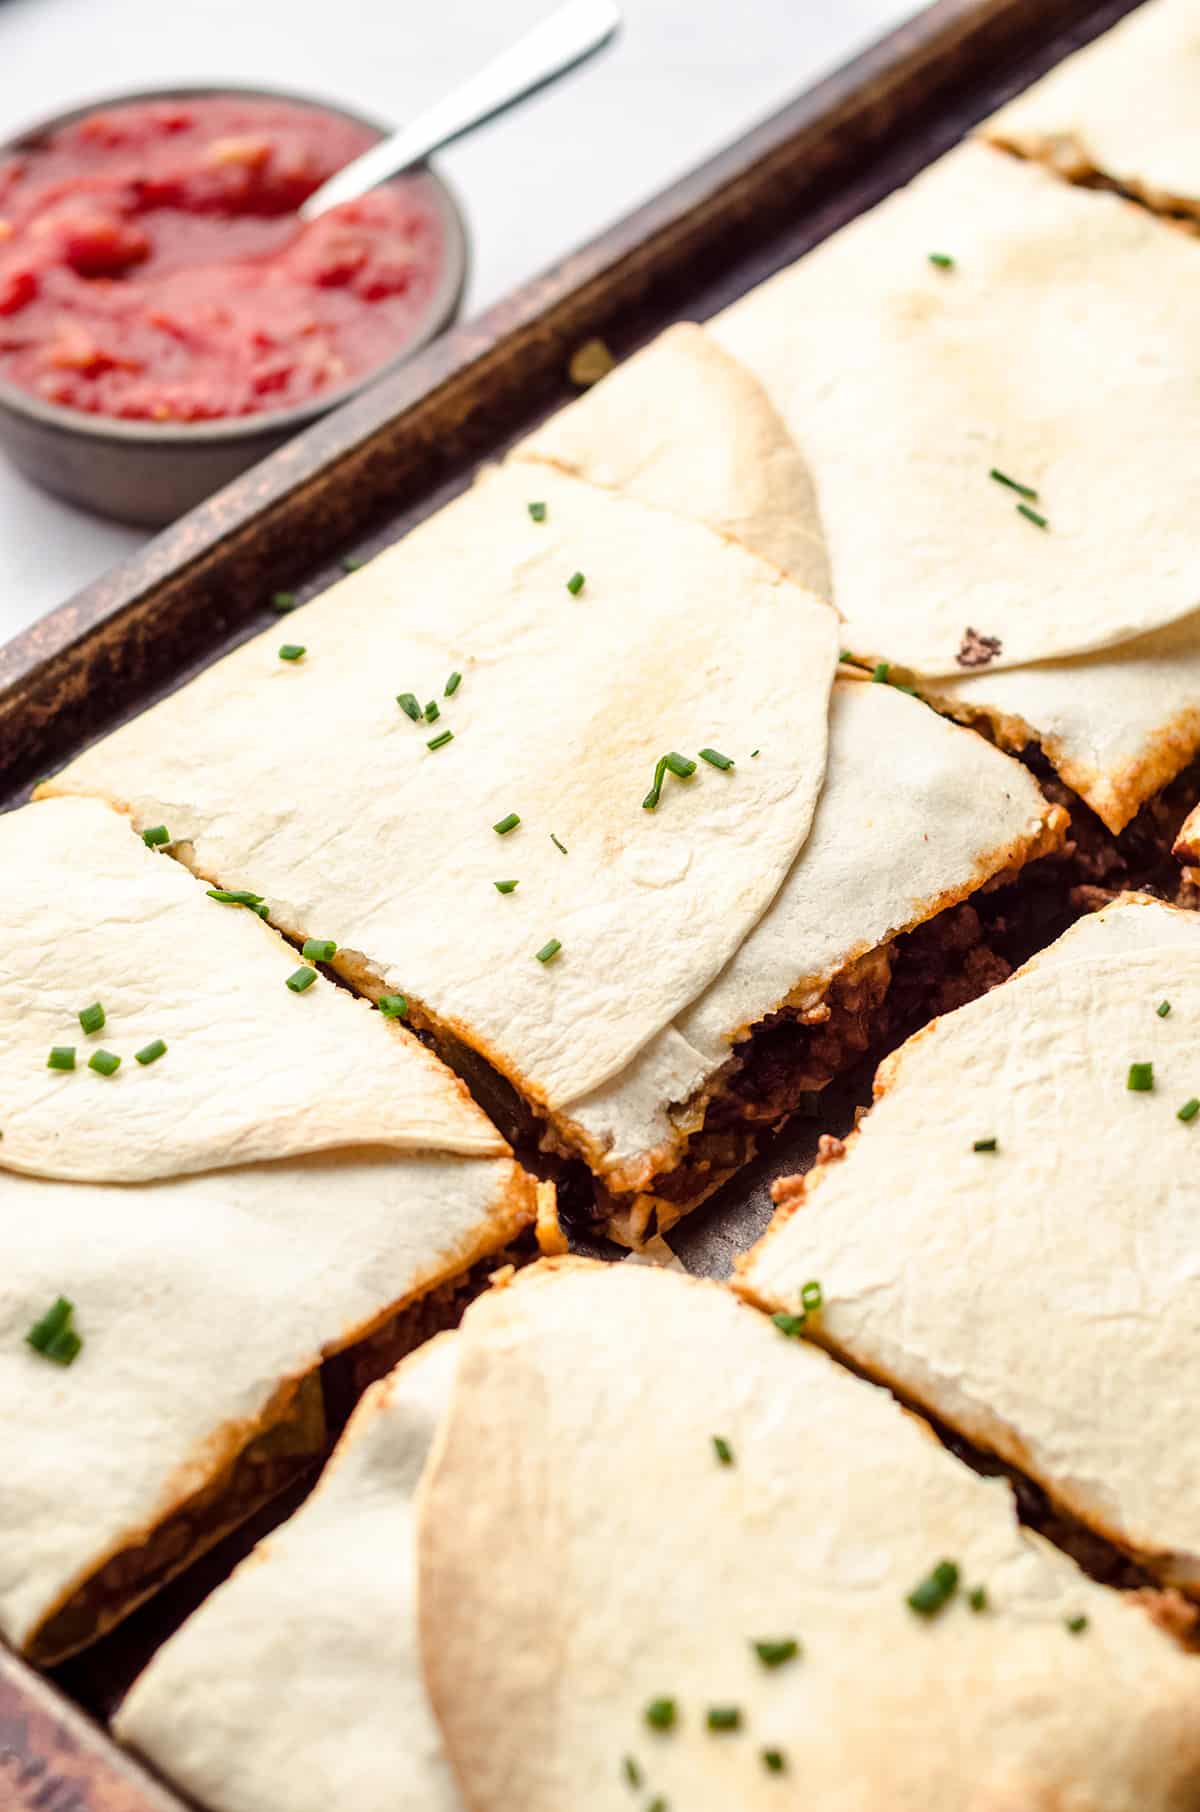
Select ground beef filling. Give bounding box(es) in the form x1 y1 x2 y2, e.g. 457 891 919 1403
1030 752 1200 907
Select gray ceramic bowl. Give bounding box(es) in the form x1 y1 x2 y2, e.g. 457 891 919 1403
0 85 469 526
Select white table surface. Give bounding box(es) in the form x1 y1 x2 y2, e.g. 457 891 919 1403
0 0 916 644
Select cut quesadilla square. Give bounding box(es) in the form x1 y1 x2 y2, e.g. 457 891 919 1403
0 796 537 1664
419 1259 1200 1812
739 893 1200 1594
115 1334 461 1812
985 0 1200 218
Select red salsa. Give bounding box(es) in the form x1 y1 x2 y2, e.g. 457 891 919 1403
0 95 447 421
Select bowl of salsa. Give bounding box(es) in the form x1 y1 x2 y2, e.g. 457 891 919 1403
0 87 468 523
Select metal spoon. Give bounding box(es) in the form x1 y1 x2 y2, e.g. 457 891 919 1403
300 0 621 220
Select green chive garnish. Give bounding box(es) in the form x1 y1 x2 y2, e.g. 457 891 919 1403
424 699 440 724
301 938 337 963
753 1638 799 1669
78 1003 105 1036
566 571 585 596
528 501 547 522
663 752 696 778
536 938 562 964
644 752 696 809
286 966 318 994
1017 502 1049 529
341 555 364 573
750 749 760 758
973 1137 998 1152
644 1698 676 1731
135 1039 167 1066
445 671 462 696
643 756 668 811
801 1280 823 1312
378 994 409 1019
771 1311 805 1338
906 1559 959 1617
928 251 954 269
494 812 521 836
1128 1061 1155 1092
1066 1614 1088 1635
207 889 263 906
494 879 519 894
47 1046 75 1072
141 824 170 848
699 748 734 770
26 1297 81 1366
622 1756 641 1788
271 590 296 612
278 643 306 662
838 649 854 662
712 1435 734 1466
551 833 568 854
397 693 421 721
88 1049 120 1077
990 468 1038 501
706 1707 741 1733
1157 1000 1171 1018
968 1586 989 1613
762 1749 786 1774
871 662 890 684
427 730 454 751
1179 1098 1200 1123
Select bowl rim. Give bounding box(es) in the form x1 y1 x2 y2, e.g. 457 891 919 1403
0 80 470 447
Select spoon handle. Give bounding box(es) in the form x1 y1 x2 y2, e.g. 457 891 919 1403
300 0 621 220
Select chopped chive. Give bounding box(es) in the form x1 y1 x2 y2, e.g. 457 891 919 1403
88 1049 120 1077
762 1749 786 1774
26 1296 74 1359
252 903 269 918
712 1435 734 1466
1127 1061 1154 1092
801 1280 823 1312
207 888 263 906
286 966 318 994
536 938 562 964
644 1698 676 1731
378 994 409 1019
990 468 1038 501
1066 1614 1089 1635
968 1586 989 1613
47 1046 75 1072
340 555 364 573
135 1039 167 1066
973 1136 998 1152
550 832 568 855
871 662 890 684
928 251 955 269
706 1707 741 1733
750 749 760 758
663 752 696 779
1157 1000 1172 1018
301 938 337 963
493 812 521 836
427 730 454 751
771 1310 806 1338
622 1755 641 1788
753 1638 800 1669
43 1327 81 1365
270 590 296 612
566 571 585 596
397 692 421 721
839 649 855 662
424 699 440 724
1017 502 1049 529
278 643 306 661
141 824 170 848
643 756 669 811
528 501 547 522
78 1002 106 1036
906 1559 959 1617
699 747 734 770
1179 1098 1200 1123
494 879 519 894
444 671 462 696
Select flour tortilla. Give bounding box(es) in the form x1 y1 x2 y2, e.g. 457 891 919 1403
986 0 1200 217
419 1259 1200 1812
46 462 837 1114
116 1335 462 1812
0 799 536 1660
560 677 1063 1212
739 896 1200 1589
513 322 830 597
712 139 1200 679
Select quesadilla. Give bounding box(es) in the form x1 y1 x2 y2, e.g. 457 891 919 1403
115 1334 462 1812
419 1259 1200 1812
986 0 1200 218
0 796 536 1664
738 893 1200 1593
711 139 1200 834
